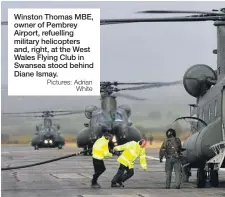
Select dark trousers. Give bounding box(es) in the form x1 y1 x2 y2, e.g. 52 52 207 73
92 158 106 184
111 164 134 184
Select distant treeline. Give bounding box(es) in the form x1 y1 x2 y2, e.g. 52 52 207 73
1 125 191 144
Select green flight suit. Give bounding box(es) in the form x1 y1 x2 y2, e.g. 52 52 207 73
159 137 182 188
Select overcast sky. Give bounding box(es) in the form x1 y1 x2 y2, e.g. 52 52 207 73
2 1 224 84
1 1 224 113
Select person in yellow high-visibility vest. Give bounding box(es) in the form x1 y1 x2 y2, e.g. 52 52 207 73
111 139 148 187
91 132 113 188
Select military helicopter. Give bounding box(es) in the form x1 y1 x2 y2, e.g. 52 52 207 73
76 80 181 155
134 9 225 188
2 7 225 186
97 8 225 188
2 110 83 150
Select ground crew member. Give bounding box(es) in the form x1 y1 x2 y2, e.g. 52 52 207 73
149 134 154 145
159 128 184 189
91 132 113 188
111 139 148 187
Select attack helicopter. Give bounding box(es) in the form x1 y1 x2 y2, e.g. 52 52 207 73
2 7 225 187
76 81 181 155
2 110 83 150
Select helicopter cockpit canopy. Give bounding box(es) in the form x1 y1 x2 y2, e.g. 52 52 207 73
96 110 114 126
50 126 57 132
85 105 98 119
44 118 52 128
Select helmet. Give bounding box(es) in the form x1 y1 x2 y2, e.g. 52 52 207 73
166 128 176 138
103 131 111 136
139 139 147 148
103 132 112 140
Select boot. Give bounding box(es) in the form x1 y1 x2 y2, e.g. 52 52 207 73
91 182 101 188
165 186 170 189
111 183 120 187
117 181 124 187
175 186 180 189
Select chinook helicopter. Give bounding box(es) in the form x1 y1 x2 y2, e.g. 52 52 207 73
2 6 225 187
76 81 181 155
2 110 83 150
132 9 225 188
175 61 225 188
97 8 225 188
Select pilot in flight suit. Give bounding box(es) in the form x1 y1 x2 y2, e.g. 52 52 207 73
159 129 184 189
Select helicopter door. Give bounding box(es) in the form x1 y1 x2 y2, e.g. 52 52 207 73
222 86 225 140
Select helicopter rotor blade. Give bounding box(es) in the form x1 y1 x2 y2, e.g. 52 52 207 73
100 15 225 25
112 92 147 100
1 115 44 118
101 81 167 86
46 110 83 113
52 111 84 116
137 10 225 15
117 80 182 91
2 111 43 115
2 110 83 114
2 110 84 116
2 14 225 26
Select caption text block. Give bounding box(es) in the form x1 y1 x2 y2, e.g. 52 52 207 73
8 9 100 96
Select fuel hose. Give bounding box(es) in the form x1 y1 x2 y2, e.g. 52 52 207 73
1 149 92 171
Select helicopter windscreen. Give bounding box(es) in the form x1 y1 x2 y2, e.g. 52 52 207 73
96 111 114 127
115 108 128 122
44 119 52 128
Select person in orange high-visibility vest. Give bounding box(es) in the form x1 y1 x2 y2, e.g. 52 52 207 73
111 139 148 187
91 132 113 188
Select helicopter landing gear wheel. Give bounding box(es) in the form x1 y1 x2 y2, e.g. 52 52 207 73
58 144 62 149
87 144 92 156
34 145 39 150
182 167 190 183
83 146 88 156
209 170 219 187
197 167 207 188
